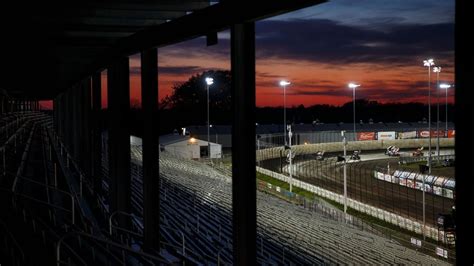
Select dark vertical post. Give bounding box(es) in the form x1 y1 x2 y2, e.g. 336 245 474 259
455 1 473 263
231 22 256 265
108 57 131 229
66 91 72 150
53 98 57 130
81 78 92 177
141 48 160 250
72 85 80 159
91 72 102 193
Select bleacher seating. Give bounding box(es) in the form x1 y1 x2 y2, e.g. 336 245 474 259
119 144 448 265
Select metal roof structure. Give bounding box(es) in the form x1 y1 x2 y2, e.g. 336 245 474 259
0 0 325 100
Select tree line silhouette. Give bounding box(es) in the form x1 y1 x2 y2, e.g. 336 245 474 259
116 70 453 136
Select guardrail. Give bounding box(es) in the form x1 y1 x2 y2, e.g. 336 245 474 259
399 154 455 165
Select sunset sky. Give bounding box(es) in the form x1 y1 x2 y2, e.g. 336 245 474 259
88 0 455 109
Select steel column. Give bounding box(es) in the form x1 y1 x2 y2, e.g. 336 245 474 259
91 72 102 193
141 48 160 250
107 57 131 229
231 22 256 265
455 0 474 263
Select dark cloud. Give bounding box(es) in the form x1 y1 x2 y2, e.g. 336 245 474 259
155 18 453 68
130 65 213 75
255 19 454 66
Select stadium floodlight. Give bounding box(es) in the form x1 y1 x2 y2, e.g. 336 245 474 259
279 80 291 145
205 77 214 162
440 84 451 135
205 77 214 85
422 58 435 240
433 66 442 162
348 83 361 138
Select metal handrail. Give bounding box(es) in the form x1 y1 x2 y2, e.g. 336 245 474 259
9 176 75 224
109 211 139 236
56 231 167 266
0 217 26 263
11 123 36 192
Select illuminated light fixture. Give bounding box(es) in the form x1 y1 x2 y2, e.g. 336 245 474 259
348 83 360 89
279 80 291 145
423 58 434 67
439 83 451 89
205 77 214 85
189 137 196 143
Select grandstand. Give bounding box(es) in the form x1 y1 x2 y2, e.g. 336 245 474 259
121 142 448 265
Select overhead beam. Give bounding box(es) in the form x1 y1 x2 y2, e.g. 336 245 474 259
86 0 326 75
80 1 210 12
60 9 186 20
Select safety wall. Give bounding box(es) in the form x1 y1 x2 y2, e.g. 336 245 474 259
257 138 455 161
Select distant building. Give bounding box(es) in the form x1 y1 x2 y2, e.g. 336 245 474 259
159 134 222 159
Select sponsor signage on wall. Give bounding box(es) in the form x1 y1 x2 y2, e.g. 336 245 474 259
448 129 455 138
418 130 430 138
377 131 396 140
436 247 448 258
431 130 445 137
357 132 376 141
399 131 417 139
418 130 447 138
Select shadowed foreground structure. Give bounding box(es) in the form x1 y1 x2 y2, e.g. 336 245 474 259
0 0 472 265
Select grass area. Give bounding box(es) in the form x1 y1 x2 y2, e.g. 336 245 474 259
257 172 314 199
256 171 452 249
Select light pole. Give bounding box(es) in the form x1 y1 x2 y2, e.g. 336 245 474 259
288 125 293 193
440 84 451 135
348 83 360 138
433 66 441 162
205 77 214 161
280 80 291 145
422 58 434 240
342 130 347 214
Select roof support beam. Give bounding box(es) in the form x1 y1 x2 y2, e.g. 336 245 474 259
87 0 326 75
231 22 257 265
141 48 160 250
91 72 102 194
107 57 132 230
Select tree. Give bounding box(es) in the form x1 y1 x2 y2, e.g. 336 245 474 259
160 70 231 112
159 70 232 131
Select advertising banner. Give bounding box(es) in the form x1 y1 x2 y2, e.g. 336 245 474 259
418 130 430 138
377 131 396 140
399 131 417 139
418 130 446 138
448 129 455 138
357 132 375 140
431 130 445 137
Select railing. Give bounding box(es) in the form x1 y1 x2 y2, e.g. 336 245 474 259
0 217 25 266
56 231 168 266
399 154 455 165
10 176 75 224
